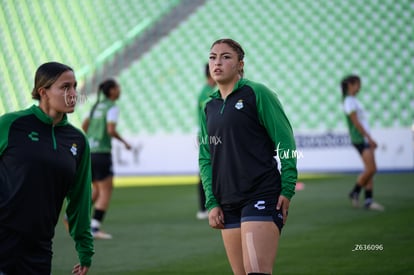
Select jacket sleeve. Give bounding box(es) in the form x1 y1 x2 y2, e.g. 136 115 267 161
65 135 94 267
0 115 10 155
0 113 19 155
255 83 298 200
198 100 220 211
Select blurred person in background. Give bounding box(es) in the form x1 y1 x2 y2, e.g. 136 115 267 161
82 79 131 239
0 62 94 275
199 38 297 275
196 63 216 220
341 74 384 211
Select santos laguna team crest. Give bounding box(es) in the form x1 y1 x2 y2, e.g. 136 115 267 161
70 143 78 156
235 99 244 110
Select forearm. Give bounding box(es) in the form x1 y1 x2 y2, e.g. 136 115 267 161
110 131 129 146
198 104 219 210
199 161 219 210
67 190 94 267
277 130 298 199
74 235 94 267
354 120 371 139
67 144 94 267
199 143 219 210
280 157 297 200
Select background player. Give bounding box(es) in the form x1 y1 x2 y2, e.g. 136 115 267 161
196 63 216 220
82 79 132 239
341 74 384 211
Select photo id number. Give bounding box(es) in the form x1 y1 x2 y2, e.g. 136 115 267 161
352 244 383 251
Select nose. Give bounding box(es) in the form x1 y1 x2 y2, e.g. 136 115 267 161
70 86 78 94
63 86 78 105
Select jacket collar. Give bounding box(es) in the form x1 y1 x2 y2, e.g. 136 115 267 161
210 78 248 99
31 105 69 126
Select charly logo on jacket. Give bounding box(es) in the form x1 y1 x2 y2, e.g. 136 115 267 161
28 131 39 141
254 200 266 210
70 143 78 156
235 99 244 110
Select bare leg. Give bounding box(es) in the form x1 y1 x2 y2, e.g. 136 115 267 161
242 221 279 274
91 182 98 203
91 176 114 238
94 176 114 210
221 228 245 275
357 148 377 187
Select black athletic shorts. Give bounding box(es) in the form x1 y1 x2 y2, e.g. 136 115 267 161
353 142 370 155
91 153 113 181
0 227 52 275
221 196 284 234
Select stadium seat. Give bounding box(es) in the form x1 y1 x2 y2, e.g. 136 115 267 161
1 0 412 135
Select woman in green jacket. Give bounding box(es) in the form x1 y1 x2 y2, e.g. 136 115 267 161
0 62 94 275
199 39 297 275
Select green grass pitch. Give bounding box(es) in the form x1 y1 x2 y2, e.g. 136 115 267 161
52 172 414 274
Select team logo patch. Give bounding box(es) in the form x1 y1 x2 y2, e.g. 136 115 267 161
70 143 78 156
235 99 244 110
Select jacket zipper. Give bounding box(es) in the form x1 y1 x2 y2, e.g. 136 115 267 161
51 126 57 150
219 100 226 114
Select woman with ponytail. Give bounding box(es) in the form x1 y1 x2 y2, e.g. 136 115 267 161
341 75 384 211
0 62 94 274
82 79 131 239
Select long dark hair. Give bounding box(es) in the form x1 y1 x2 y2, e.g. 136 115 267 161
341 74 360 99
89 79 118 119
204 63 210 78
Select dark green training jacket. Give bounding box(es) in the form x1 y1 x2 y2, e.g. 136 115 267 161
0 105 94 267
199 79 297 210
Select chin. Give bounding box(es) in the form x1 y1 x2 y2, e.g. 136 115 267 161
65 106 76 113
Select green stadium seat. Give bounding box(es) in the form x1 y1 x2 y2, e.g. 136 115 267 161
1 0 412 134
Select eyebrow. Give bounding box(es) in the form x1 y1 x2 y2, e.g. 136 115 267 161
61 81 77 87
209 51 233 55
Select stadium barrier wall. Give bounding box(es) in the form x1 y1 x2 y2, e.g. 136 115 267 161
111 127 414 175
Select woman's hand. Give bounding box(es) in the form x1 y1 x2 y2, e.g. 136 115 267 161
277 195 290 224
367 136 378 149
208 206 224 229
124 141 132 150
72 263 89 275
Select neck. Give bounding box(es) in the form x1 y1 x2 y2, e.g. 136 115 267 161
218 77 240 100
39 104 64 125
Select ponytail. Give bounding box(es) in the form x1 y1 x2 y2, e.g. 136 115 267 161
89 79 117 119
341 79 348 99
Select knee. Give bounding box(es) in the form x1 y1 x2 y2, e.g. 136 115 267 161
366 165 377 176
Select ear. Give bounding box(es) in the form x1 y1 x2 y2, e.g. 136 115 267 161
38 87 48 99
239 60 244 70
238 60 244 76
